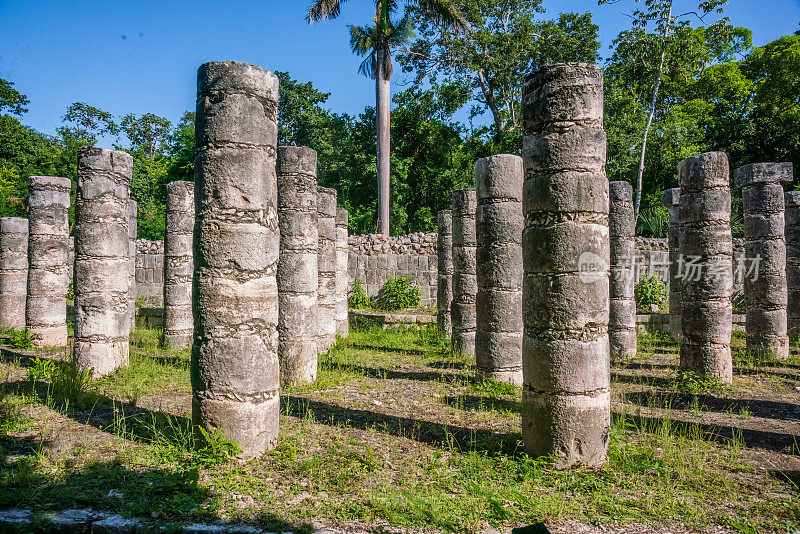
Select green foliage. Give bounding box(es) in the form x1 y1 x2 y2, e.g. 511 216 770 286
672 370 730 394
194 427 242 467
26 357 56 383
50 360 94 405
348 276 372 309
636 207 668 238
374 276 421 311
9 328 35 350
635 275 668 314
400 0 600 142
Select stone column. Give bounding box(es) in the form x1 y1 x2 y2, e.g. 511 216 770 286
475 155 523 385
317 186 338 352
679 152 733 383
128 200 137 332
163 181 194 350
609 181 637 358
277 146 318 386
521 63 610 467
74 147 133 377
787 191 800 341
451 189 477 357
336 208 349 337
436 210 453 336
735 163 792 359
662 188 682 341
0 217 28 330
26 176 71 347
192 60 280 456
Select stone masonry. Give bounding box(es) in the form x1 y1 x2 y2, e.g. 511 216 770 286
735 162 792 359
787 191 800 340
336 208 349 337
26 176 71 347
277 146 319 386
128 200 137 331
521 63 611 467
662 188 682 341
436 211 453 335
679 152 733 383
317 186 338 352
475 154 523 385
74 147 133 377
451 189 477 357
0 218 28 330
192 60 280 456
348 233 437 306
163 181 194 350
609 181 637 358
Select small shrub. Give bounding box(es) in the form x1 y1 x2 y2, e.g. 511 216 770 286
348 276 372 309
732 289 746 314
635 275 668 314
374 276 421 311
9 328 35 350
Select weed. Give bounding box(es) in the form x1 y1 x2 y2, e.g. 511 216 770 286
672 370 730 394
9 328 36 350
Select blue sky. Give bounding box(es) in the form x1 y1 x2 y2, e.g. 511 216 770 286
1 0 798 139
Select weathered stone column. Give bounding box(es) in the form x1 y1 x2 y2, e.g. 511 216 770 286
662 188 682 341
679 152 733 383
451 189 477 357
128 200 137 332
787 191 800 341
521 63 610 467
317 186 338 352
192 61 280 456
74 147 133 377
336 208 349 337
0 218 28 330
735 163 791 359
26 176 71 347
436 210 453 336
163 181 194 350
277 146 318 386
609 181 637 358
475 155 523 385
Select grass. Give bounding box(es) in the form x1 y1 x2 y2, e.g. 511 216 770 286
0 324 798 532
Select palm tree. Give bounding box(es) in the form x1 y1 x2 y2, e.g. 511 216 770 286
307 0 468 236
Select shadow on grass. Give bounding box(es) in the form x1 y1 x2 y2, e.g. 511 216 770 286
319 361 481 385
621 390 800 422
614 411 800 454
441 395 520 414
282 395 521 456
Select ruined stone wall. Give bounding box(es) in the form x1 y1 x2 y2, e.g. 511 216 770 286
347 233 437 307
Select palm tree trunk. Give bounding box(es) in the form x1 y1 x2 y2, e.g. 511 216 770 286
376 43 391 236
634 1 672 221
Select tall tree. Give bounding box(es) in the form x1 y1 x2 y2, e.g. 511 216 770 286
600 0 730 220
398 0 599 145
306 0 469 236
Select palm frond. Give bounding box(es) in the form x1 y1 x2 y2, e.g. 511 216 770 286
388 12 415 46
406 0 470 32
348 23 376 55
358 52 379 79
307 0 347 23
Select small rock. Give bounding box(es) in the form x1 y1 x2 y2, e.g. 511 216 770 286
91 514 138 533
